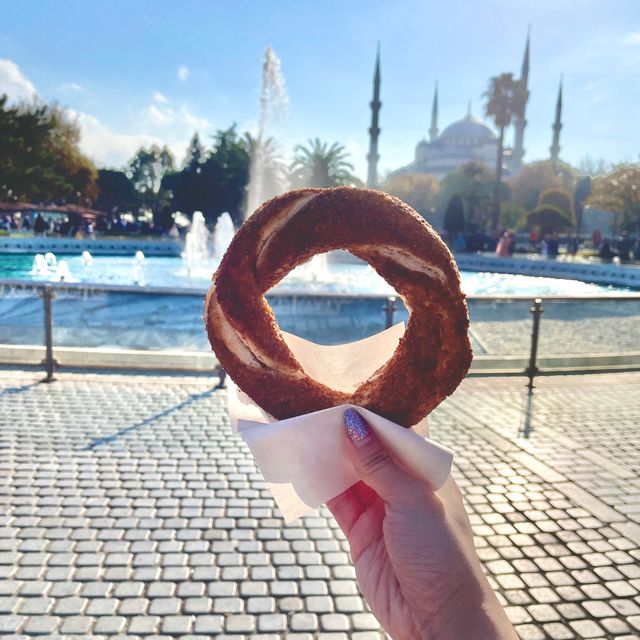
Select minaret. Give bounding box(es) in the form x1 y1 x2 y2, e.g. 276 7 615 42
429 81 439 141
512 27 530 169
366 44 382 188
550 78 563 166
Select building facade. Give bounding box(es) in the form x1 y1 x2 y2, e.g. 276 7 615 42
391 108 510 181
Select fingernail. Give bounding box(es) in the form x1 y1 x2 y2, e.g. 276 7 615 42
344 408 370 446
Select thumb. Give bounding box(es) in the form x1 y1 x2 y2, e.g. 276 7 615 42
343 408 422 504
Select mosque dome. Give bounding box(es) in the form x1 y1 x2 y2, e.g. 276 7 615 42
439 114 496 146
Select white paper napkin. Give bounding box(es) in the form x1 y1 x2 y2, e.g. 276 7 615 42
226 324 454 522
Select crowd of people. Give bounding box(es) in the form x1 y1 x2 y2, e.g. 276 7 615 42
1 211 175 239
441 226 640 263
3 210 640 263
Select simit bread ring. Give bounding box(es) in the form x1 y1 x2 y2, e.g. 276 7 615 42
205 186 472 426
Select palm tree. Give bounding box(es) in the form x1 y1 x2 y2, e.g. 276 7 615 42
290 138 362 188
484 73 526 232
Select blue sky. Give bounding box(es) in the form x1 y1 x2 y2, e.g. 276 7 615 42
2 0 639 179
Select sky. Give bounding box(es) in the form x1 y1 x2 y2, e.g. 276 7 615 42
2 0 640 181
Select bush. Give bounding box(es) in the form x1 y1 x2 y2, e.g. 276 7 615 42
526 205 574 235
538 188 573 215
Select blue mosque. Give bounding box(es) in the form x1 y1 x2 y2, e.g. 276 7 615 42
365 32 563 186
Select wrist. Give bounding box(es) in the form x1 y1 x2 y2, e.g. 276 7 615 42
420 571 516 640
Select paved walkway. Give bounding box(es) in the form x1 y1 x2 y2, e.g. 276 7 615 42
0 369 639 639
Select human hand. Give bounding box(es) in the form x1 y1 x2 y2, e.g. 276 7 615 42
327 409 517 640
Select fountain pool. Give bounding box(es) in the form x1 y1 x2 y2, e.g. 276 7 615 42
0 252 628 295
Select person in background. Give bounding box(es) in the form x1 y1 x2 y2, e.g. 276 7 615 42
598 239 615 262
617 231 632 262
566 235 579 257
33 213 47 235
451 231 466 253
592 228 602 250
495 231 510 257
539 235 549 258
633 238 640 262
547 233 559 259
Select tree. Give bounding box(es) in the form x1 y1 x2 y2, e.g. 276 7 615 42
484 73 526 232
127 144 175 225
162 126 251 228
509 159 577 211
438 161 508 231
383 173 439 219
578 156 611 177
527 206 574 235
128 144 175 196
588 164 640 232
0 95 98 204
538 188 573 217
500 201 525 230
182 133 206 170
95 169 138 213
443 194 465 235
289 139 361 188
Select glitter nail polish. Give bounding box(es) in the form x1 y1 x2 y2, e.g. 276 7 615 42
344 408 370 445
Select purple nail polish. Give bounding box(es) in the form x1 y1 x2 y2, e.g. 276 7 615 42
344 408 370 444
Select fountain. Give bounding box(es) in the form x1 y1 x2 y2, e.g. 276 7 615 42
56 260 71 282
82 250 93 267
182 212 210 276
44 252 57 269
133 250 145 286
245 46 289 218
30 254 49 275
213 212 235 262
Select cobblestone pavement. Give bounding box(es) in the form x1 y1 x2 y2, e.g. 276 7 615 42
0 369 639 639
468 299 640 357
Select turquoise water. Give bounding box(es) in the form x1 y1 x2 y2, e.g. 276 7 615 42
0 252 623 296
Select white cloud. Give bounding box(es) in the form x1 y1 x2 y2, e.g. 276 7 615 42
145 103 175 127
0 58 37 102
623 31 640 45
0 58 206 169
152 91 168 103
180 106 209 130
177 65 190 82
59 82 87 94
68 109 159 168
140 101 209 132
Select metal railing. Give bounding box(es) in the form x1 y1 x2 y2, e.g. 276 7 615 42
1 279 639 382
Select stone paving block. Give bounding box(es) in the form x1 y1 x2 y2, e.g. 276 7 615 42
351 613 380 631
17 596 53 615
0 615 25 634
320 613 350 632
85 598 118 616
59 615 94 634
53 596 87 616
117 597 149 615
225 614 256 633
569 619 606 637
258 613 287 632
193 614 224 634
128 615 161 635
93 615 127 635
161 615 193 635
22 615 61 635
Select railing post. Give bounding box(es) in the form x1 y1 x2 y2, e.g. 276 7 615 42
525 298 543 389
41 285 57 382
383 296 396 329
